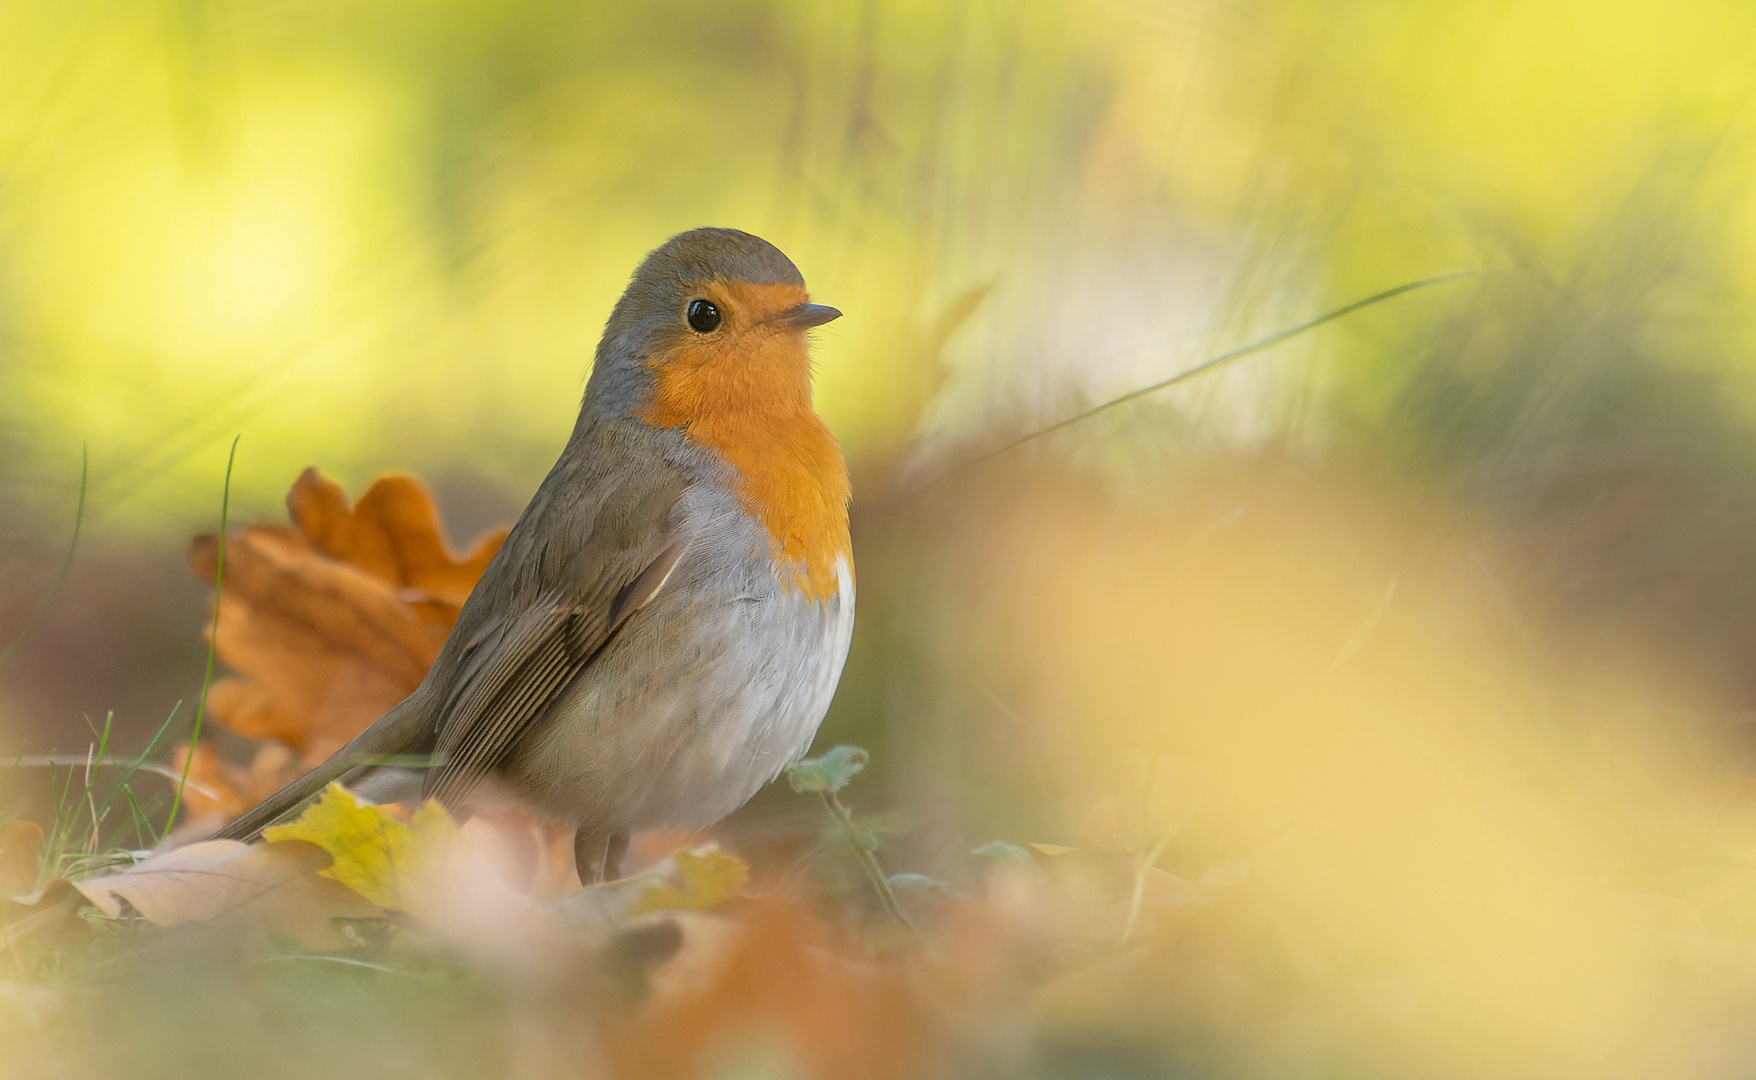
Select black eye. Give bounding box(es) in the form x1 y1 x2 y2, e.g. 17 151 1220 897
686 298 721 333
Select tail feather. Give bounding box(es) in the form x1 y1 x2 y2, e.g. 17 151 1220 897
211 695 435 842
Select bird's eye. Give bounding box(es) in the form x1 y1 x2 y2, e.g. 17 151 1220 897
686 299 721 333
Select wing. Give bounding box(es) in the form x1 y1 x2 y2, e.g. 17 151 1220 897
422 534 686 808
209 412 695 843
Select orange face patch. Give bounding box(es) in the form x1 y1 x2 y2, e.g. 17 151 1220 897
636 280 852 601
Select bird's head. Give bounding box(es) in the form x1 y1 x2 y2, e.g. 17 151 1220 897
586 228 841 422
582 228 851 598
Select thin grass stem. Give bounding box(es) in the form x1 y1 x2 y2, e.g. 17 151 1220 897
10 757 219 798
1118 819 1181 951
120 785 155 850
913 270 1481 491
89 700 181 847
168 436 239 831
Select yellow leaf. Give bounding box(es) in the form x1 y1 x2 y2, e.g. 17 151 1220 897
264 783 455 910
634 846 749 915
1028 843 1076 857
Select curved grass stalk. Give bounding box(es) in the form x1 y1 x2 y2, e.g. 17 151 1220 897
167 436 240 830
914 270 1482 491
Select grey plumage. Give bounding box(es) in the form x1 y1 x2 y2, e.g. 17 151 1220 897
214 229 853 885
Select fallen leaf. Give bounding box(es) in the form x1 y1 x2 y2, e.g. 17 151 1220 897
1 884 90 950
70 839 380 949
0 820 43 899
188 469 507 767
287 469 505 612
634 847 749 915
0 822 82 950
263 782 456 910
190 526 445 759
606 894 935 1080
626 830 707 876
467 807 582 902
558 845 751 943
170 742 297 824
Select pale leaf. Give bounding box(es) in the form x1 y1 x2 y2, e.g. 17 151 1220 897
71 839 379 949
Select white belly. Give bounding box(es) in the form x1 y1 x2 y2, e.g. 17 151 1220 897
503 553 855 834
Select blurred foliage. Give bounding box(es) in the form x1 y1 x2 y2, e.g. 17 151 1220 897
11 0 1756 1076
3 0 1754 534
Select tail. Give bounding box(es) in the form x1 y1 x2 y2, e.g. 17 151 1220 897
212 694 435 842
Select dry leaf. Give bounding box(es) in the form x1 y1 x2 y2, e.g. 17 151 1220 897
263 782 456 911
170 742 297 824
287 469 504 612
558 845 750 942
0 822 80 950
467 808 583 902
403 815 599 979
1 885 91 950
0 820 44 899
185 468 506 803
633 847 749 915
607 895 934 1080
71 839 380 949
190 524 445 759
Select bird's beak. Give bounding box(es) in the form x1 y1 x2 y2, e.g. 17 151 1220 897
780 303 842 329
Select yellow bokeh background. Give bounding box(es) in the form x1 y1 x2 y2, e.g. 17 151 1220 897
5 0 1754 530
11 3 1756 1076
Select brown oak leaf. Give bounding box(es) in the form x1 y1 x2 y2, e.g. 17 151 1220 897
170 742 297 824
606 894 935 1080
286 469 502 614
0 820 43 899
0 821 86 949
187 469 507 813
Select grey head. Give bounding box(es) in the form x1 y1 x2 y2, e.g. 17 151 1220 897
582 228 840 417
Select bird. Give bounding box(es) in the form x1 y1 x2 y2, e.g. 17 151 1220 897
215 227 854 884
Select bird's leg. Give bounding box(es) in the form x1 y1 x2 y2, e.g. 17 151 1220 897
604 830 630 882
574 829 607 886
575 828 632 885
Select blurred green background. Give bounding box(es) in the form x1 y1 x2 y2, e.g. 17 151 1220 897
13 1 1756 1076
4 0 1749 512
6 0 1756 802
3 0 1752 725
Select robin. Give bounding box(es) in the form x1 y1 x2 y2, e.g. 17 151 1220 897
217 228 854 883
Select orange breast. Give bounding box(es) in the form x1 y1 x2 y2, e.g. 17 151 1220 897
636 285 852 601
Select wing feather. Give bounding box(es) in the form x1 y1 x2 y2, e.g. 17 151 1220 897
423 539 686 808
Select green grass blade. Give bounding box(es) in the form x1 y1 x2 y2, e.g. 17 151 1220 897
167 436 239 832
912 270 1482 490
69 711 116 854
91 699 182 827
120 784 155 850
